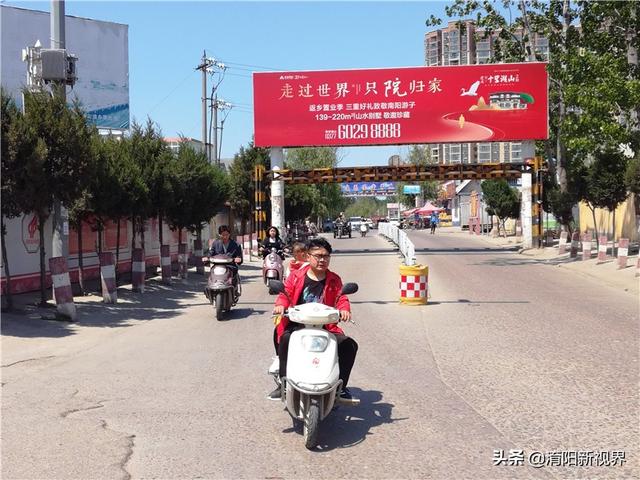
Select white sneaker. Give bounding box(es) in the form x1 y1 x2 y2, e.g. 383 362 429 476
268 357 279 375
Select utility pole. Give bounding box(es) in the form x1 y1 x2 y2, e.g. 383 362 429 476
196 53 227 164
212 94 218 165
51 0 68 259
196 51 212 162
211 97 232 166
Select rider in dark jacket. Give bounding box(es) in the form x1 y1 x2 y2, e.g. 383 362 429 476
259 226 285 259
209 226 243 292
209 225 243 262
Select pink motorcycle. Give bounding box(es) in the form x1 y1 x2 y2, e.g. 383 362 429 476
262 247 286 288
204 255 240 321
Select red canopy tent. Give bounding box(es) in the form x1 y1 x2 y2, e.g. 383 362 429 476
416 202 443 216
401 207 419 217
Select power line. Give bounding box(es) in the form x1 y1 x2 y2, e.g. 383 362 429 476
225 70 252 79
207 57 283 71
148 70 198 114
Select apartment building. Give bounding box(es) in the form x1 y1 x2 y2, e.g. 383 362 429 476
424 20 548 165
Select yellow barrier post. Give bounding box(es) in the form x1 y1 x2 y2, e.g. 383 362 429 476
399 264 428 305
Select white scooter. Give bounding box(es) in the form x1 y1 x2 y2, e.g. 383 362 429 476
359 223 368 237
268 280 359 449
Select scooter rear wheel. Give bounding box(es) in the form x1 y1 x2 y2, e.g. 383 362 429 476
303 401 320 450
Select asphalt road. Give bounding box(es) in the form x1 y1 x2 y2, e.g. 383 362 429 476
2 230 638 479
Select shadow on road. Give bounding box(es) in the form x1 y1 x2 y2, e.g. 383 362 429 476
471 256 578 267
285 389 407 452
216 307 268 322
1 277 204 339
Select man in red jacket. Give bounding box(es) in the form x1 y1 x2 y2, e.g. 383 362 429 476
269 237 358 401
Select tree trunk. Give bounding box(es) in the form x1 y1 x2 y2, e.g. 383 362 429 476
38 213 47 307
1 216 13 311
141 219 146 252
178 228 182 245
612 208 616 255
590 205 599 249
77 220 85 296
97 222 103 254
158 214 164 275
519 0 536 62
115 218 121 282
556 0 571 216
130 216 136 280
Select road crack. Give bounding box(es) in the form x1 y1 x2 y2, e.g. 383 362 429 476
101 419 135 480
1 355 56 368
60 398 135 480
60 403 105 419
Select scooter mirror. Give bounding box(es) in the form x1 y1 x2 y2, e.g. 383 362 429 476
341 283 358 295
268 279 286 295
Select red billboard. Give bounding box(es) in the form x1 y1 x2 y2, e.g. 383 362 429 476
253 63 548 147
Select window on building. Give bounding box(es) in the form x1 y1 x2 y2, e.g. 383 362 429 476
431 146 439 162
510 142 522 161
449 144 461 163
478 143 492 162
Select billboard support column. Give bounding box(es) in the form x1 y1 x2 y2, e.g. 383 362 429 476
521 173 533 249
270 147 285 238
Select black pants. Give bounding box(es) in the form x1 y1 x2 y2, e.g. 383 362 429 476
278 322 358 389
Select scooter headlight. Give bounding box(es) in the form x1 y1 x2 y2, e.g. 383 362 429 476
213 266 227 275
302 335 329 352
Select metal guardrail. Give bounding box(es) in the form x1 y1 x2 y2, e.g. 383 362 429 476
378 223 416 266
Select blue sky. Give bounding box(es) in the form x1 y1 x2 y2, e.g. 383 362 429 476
7 1 455 167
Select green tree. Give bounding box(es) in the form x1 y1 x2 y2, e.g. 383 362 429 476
344 197 386 218
67 189 92 295
284 147 348 223
625 152 640 231
105 136 148 275
583 150 629 244
626 153 640 197
166 144 230 241
20 90 94 306
228 141 271 234
429 1 640 230
129 119 174 249
396 145 440 208
1 89 41 310
481 179 521 237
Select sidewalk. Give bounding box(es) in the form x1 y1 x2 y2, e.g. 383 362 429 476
437 226 639 297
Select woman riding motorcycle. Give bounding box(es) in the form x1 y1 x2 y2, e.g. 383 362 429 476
259 226 286 259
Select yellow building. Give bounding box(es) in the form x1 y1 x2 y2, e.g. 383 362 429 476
578 194 638 241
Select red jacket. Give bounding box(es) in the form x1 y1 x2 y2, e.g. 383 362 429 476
274 264 350 342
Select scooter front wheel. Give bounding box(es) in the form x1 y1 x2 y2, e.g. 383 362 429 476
215 292 224 321
303 401 320 450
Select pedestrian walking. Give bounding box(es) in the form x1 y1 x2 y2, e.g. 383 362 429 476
430 212 439 234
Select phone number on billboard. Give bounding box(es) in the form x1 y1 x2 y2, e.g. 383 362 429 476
336 123 401 140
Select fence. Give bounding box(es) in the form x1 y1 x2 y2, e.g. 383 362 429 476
378 223 416 266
